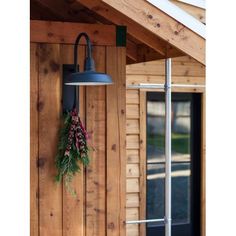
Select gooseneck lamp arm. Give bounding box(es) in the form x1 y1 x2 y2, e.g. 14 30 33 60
64 32 112 87
73 32 93 72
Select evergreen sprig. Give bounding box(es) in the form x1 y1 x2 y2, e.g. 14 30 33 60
55 109 91 196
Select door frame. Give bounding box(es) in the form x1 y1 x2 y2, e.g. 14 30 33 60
138 90 205 236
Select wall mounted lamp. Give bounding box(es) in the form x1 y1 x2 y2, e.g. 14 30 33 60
63 32 112 112
65 32 113 86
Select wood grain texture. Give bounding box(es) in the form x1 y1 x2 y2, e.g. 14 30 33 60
31 28 128 236
31 20 116 46
126 105 139 119
126 194 139 208
61 44 86 236
126 135 140 150
126 224 139 236
79 82 86 236
126 75 205 86
126 90 139 104
126 56 206 93
30 43 39 236
127 150 139 164
126 40 138 62
126 119 139 134
126 61 205 77
125 55 206 236
100 0 205 64
170 0 205 23
78 0 183 58
38 43 62 236
126 84 140 236
126 208 139 221
106 46 126 236
126 164 140 178
139 91 147 236
31 0 95 23
127 179 139 193
86 46 106 236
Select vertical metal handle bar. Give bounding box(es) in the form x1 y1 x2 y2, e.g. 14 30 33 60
165 58 172 236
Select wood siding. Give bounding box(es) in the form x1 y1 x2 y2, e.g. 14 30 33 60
30 42 126 236
125 56 206 236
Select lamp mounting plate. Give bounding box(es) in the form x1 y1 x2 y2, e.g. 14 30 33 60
62 64 79 113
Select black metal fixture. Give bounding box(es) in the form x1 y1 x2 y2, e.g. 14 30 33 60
65 32 113 86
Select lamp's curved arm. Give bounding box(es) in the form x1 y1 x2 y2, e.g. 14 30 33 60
73 32 92 72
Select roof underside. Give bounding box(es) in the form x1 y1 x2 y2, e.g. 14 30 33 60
30 0 205 65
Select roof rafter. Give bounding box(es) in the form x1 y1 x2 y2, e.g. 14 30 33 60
79 0 205 65
78 0 183 58
32 0 167 63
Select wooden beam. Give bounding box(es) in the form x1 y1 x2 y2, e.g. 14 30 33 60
140 44 187 62
30 20 116 45
105 0 205 64
78 0 167 56
170 0 205 23
126 57 137 65
127 44 185 64
32 0 96 23
126 40 138 62
79 0 205 65
30 20 144 64
32 1 192 62
30 0 62 21
137 44 164 62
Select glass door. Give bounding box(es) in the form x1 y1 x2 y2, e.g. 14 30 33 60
146 92 201 236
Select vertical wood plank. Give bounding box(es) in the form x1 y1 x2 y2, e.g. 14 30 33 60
139 91 147 236
106 46 126 236
38 43 62 236
79 73 87 236
86 46 106 236
61 44 86 236
30 43 39 236
201 92 206 236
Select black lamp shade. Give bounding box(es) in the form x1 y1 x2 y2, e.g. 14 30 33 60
65 70 113 86
65 32 113 86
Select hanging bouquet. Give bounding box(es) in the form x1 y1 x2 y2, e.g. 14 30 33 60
55 109 91 196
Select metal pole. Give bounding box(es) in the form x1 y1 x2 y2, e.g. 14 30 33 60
126 83 205 89
126 218 165 224
165 58 172 236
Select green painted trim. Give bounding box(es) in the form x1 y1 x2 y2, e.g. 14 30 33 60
116 26 127 47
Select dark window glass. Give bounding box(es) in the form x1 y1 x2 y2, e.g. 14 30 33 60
146 93 201 236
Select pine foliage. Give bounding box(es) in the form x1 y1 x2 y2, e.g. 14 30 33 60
55 109 91 196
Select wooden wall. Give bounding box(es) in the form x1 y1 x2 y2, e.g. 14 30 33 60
30 41 126 236
125 56 206 236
